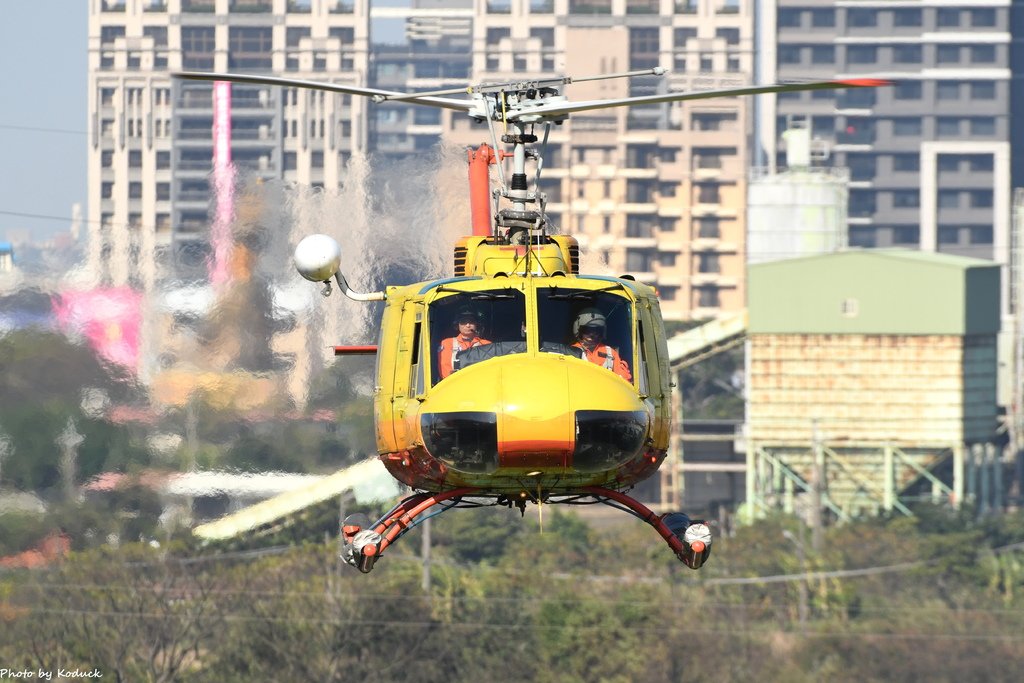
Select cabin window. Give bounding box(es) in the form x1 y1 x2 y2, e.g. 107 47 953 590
429 290 526 385
536 287 634 381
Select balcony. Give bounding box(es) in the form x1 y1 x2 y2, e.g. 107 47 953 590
230 0 273 12
626 0 659 14
569 0 612 14
182 0 215 11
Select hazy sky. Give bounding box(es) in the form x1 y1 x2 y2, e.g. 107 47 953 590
0 2 88 243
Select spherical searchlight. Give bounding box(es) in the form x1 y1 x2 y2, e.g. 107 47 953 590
294 234 342 282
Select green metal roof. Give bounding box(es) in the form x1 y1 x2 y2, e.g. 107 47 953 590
748 249 1000 335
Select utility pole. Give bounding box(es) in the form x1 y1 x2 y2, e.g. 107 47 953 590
783 528 809 630
811 418 824 553
57 418 84 503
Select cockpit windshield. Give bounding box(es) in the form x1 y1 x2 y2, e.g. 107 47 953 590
537 287 634 382
429 289 526 385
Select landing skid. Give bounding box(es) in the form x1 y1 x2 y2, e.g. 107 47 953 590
340 486 712 573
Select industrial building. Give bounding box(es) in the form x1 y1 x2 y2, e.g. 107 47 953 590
745 250 1003 519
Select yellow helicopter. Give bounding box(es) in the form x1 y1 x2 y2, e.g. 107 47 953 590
176 67 887 573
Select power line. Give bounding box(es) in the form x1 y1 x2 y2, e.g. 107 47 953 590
13 607 1024 641
0 123 87 136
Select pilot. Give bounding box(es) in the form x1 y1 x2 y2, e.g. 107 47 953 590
571 308 631 381
438 307 492 379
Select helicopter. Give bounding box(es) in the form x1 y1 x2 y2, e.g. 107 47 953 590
175 67 888 573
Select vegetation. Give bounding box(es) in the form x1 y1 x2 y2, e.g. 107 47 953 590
3 506 1024 682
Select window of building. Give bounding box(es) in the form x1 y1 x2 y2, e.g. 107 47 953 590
101 26 125 45
938 190 960 208
938 156 960 172
630 28 660 69
229 27 273 69
778 8 801 28
839 87 876 108
156 151 170 169
893 154 919 172
847 8 877 27
696 286 720 308
849 227 876 247
716 28 740 45
970 225 993 244
810 8 834 27
128 151 142 168
892 225 919 244
530 27 555 47
848 154 876 181
674 27 697 48
970 81 996 100
972 8 996 27
626 250 655 272
970 117 996 136
101 150 114 168
849 190 876 217
893 8 921 27
129 182 142 199
936 81 960 100
938 226 960 244
893 45 922 63
101 182 114 199
696 184 720 203
892 118 922 136
971 45 997 63
156 183 170 201
697 217 720 239
778 46 802 65
283 152 297 171
894 82 922 100
182 26 216 70
936 45 961 63
969 155 993 172
847 46 877 64
804 116 830 138
937 8 960 27
811 45 835 63
892 190 920 208
970 190 993 208
937 118 961 136
697 253 720 273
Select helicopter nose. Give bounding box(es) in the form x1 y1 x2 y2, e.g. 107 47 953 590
420 354 645 474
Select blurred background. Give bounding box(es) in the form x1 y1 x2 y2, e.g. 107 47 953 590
1 1 1023 680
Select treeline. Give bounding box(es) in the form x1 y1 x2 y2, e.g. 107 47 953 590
3 505 1024 682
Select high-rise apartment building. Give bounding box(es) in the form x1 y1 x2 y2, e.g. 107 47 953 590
90 0 757 322
88 0 370 290
764 0 1015 269
444 0 754 320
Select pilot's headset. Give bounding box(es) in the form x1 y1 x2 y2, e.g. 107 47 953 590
572 307 607 338
454 306 484 335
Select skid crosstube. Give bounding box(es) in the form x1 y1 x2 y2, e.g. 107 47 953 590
340 486 711 572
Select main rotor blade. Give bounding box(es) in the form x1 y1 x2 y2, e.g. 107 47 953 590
507 78 891 121
174 71 475 112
